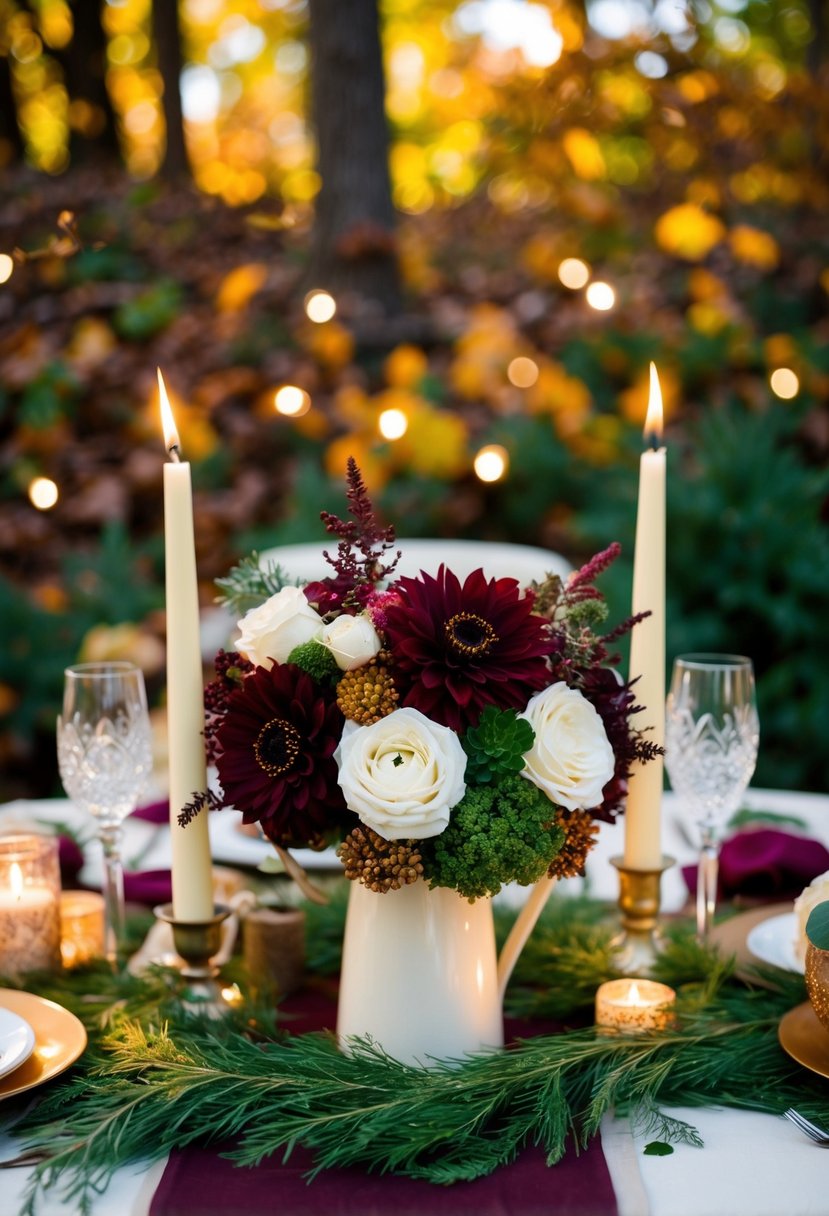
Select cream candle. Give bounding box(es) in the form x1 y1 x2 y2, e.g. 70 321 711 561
623 363 666 871
0 837 61 977
159 370 214 922
595 977 675 1032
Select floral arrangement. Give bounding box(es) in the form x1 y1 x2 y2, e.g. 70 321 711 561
205 459 660 900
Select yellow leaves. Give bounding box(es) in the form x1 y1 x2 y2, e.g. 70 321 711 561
654 203 725 261
399 408 468 478
521 232 561 283
215 263 268 313
299 321 355 370
526 362 592 435
729 225 780 270
676 70 719 103
562 128 606 181
597 71 651 119
65 317 116 371
384 344 429 388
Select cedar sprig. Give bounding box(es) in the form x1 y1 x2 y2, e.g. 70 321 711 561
214 553 291 617
319 457 399 608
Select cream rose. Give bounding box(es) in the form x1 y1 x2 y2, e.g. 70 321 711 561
519 682 615 811
322 612 382 671
236 586 323 669
335 708 467 840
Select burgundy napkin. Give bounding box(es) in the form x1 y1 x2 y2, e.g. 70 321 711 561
123 869 172 906
131 799 170 825
683 828 829 900
151 1139 615 1216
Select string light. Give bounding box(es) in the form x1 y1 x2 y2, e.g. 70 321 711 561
28 477 59 510
274 385 311 417
378 408 408 440
557 258 590 289
473 444 509 483
770 368 799 399
304 289 336 323
507 357 539 388
0 254 13 284
586 281 616 311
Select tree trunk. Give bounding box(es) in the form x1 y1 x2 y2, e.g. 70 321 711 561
306 0 401 314
54 0 120 163
0 53 26 166
152 0 191 181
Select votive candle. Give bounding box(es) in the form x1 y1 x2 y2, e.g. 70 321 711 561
60 890 106 968
0 835 61 978
595 977 676 1032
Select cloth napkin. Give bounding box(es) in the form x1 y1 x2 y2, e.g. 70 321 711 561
682 828 829 901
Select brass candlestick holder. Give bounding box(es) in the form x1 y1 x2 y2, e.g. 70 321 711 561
610 856 675 976
154 903 234 1018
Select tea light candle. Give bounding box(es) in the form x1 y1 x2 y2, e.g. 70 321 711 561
595 977 676 1032
60 890 106 968
0 836 61 978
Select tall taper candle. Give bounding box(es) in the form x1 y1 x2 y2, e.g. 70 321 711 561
159 370 214 920
623 363 666 871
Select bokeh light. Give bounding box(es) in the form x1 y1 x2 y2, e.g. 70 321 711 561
0 254 13 284
558 258 590 289
379 408 408 440
586 281 616 311
507 356 539 388
770 368 799 399
304 290 336 323
473 444 509 482
28 477 59 510
274 385 311 416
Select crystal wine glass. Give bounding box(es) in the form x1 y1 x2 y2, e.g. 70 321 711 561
665 654 759 940
57 661 153 963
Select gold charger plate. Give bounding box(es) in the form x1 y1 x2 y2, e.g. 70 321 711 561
0 989 87 1100
778 1002 829 1080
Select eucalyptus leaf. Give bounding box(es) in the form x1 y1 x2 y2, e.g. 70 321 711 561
643 1141 674 1156
805 902 829 951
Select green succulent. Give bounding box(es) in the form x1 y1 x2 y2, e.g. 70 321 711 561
462 706 535 785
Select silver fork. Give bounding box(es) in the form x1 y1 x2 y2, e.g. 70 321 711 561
784 1108 829 1145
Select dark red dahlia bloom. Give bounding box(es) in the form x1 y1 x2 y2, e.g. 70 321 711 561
383 566 555 731
214 663 348 849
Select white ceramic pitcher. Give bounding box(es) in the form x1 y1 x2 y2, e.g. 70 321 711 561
336 874 555 1066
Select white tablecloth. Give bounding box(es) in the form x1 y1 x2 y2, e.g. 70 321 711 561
1 786 828 1216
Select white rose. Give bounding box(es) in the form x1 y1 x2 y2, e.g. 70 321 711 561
335 707 467 840
236 586 323 669
519 682 615 811
322 613 382 671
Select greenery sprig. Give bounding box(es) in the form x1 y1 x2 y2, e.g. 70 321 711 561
214 553 292 617
7 900 829 1216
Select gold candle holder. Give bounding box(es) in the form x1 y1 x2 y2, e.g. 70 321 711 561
610 855 675 976
153 903 234 1018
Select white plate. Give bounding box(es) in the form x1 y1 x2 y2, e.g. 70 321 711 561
747 911 803 974
0 1006 36 1081
208 810 341 871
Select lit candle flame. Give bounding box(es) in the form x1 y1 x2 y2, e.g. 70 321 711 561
158 369 181 460
625 981 642 1006
10 862 23 901
644 362 663 449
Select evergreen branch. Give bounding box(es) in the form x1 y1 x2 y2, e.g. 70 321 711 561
214 554 293 616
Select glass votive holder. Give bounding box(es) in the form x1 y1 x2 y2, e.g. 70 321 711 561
60 890 106 968
595 977 676 1033
0 833 62 978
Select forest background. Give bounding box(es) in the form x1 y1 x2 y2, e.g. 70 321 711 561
1 0 828 803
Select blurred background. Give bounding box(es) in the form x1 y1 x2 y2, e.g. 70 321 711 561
1 0 828 803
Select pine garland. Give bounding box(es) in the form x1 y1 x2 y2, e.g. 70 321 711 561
5 900 829 1216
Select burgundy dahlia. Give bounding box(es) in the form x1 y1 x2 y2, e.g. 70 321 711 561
214 663 348 849
383 566 555 731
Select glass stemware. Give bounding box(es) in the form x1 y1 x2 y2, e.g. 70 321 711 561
57 662 153 963
665 653 759 940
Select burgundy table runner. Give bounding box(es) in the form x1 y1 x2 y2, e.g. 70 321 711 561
149 983 619 1216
